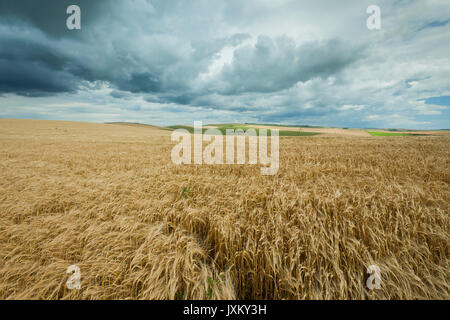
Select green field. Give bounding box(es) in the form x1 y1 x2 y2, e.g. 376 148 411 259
167 125 200 133
368 131 411 136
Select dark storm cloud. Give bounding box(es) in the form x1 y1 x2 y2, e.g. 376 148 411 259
117 72 162 94
0 25 86 95
0 0 364 101
0 0 105 96
0 0 254 98
219 36 365 94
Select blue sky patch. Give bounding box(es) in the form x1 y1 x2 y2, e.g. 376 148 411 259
424 96 450 106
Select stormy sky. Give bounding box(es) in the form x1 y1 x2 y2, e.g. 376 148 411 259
0 0 449 129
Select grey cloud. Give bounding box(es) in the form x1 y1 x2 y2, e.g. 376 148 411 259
419 19 450 31
218 36 365 94
0 26 85 95
116 72 162 94
110 90 134 100
0 1 363 102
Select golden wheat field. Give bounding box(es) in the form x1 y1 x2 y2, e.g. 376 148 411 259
0 119 449 300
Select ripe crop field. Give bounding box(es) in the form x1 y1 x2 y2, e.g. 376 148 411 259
0 119 449 299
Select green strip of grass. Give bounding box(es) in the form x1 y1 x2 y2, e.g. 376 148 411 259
277 130 321 136
166 125 198 133
368 131 411 136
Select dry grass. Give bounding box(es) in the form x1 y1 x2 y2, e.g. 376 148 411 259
0 119 449 300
